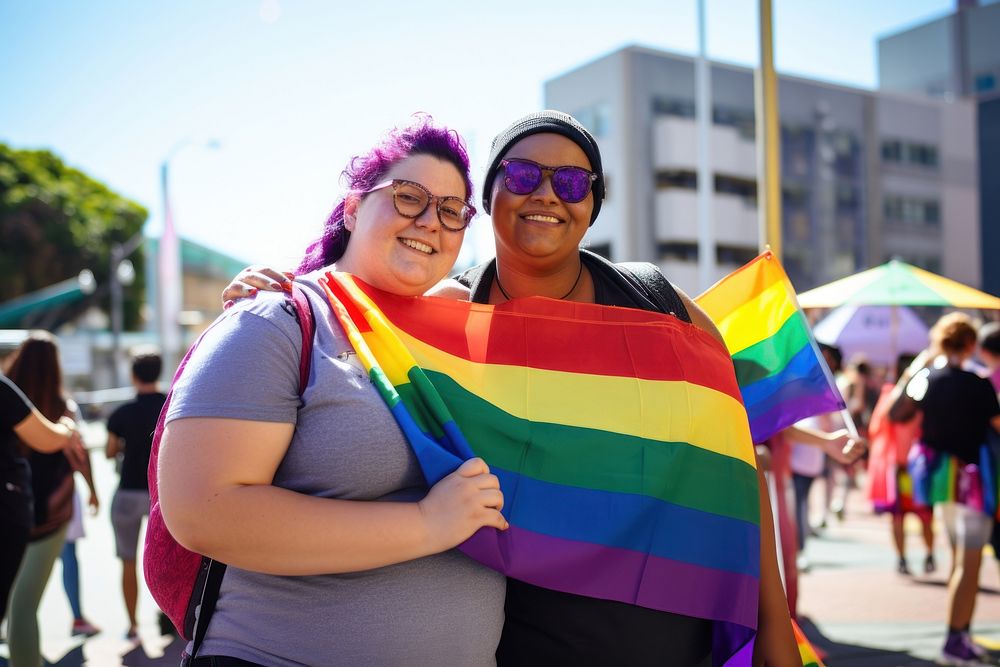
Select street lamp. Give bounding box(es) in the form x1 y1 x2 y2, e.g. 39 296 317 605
157 139 220 377
110 233 143 386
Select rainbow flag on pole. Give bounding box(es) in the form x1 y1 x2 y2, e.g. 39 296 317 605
696 252 845 443
792 620 826 667
321 272 761 666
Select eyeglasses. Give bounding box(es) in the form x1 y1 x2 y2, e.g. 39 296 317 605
364 179 475 231
500 158 598 204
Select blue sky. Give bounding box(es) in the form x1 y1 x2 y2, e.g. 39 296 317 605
0 0 957 269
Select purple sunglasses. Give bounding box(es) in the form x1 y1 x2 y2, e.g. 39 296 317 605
501 158 598 203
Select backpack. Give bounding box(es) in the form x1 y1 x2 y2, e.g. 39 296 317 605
144 283 315 650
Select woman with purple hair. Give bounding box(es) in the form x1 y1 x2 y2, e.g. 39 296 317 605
157 116 508 666
226 110 803 665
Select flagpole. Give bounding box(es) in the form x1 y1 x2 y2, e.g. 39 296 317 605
755 0 782 259
696 0 715 292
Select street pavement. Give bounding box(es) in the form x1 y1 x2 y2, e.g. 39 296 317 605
2 421 999 665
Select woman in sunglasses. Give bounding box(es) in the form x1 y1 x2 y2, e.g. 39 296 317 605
457 111 797 666
226 111 798 665
157 116 508 666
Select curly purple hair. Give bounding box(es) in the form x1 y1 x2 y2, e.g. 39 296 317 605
298 115 474 272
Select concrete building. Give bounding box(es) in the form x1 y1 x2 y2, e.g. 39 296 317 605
545 46 979 295
877 0 1000 294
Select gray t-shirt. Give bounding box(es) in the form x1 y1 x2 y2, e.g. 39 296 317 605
166 273 505 666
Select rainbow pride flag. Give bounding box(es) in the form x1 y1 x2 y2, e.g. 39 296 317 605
696 252 845 443
321 272 761 666
792 620 826 667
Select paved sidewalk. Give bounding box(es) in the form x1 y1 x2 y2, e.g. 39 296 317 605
3 422 1000 665
797 477 1000 666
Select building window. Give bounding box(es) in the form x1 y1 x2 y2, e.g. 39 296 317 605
658 242 699 262
882 138 938 169
906 144 938 168
655 170 697 189
884 195 941 226
713 105 755 139
652 97 695 118
716 246 758 266
975 72 996 94
882 140 902 162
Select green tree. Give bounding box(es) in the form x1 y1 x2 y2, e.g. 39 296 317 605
0 143 148 329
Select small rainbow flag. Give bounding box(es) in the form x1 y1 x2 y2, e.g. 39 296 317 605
792 620 826 667
321 272 761 666
696 252 845 444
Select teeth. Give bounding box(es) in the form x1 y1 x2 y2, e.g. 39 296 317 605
524 214 561 224
400 238 433 254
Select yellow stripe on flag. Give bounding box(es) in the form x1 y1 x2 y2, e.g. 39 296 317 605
697 252 783 318
366 327 756 467
713 279 797 356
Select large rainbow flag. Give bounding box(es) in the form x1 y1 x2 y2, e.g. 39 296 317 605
321 272 761 666
696 252 845 443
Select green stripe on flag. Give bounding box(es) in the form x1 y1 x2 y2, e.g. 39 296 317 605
404 371 761 524
731 312 811 387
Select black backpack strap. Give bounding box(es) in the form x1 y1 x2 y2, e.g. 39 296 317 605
187 284 316 657
189 558 226 657
617 261 691 323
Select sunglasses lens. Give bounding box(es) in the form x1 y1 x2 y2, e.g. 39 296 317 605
503 161 542 195
552 167 593 203
392 182 430 217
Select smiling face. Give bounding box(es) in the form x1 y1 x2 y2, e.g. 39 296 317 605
489 133 594 272
336 154 467 295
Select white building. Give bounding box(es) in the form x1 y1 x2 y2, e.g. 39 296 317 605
546 45 980 294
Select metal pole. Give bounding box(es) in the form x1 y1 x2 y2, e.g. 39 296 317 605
110 243 124 387
755 0 783 259
156 139 219 378
110 232 145 387
158 158 183 378
696 0 715 291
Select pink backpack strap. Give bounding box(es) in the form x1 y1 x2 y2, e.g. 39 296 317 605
287 282 315 394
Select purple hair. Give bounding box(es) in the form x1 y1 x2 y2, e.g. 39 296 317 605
298 115 474 272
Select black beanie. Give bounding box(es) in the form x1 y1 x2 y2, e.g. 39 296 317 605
482 110 605 226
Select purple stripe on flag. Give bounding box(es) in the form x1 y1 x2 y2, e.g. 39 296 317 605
460 523 758 629
749 389 845 443
712 628 756 667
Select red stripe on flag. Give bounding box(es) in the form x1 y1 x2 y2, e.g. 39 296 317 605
344 275 743 403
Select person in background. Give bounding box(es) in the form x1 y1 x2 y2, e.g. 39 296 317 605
106 350 167 640
890 313 1000 665
0 372 80 628
60 487 101 637
866 353 935 576
977 322 1000 393
5 332 94 667
817 343 845 529
828 356 878 522
788 416 832 573
975 322 1000 588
